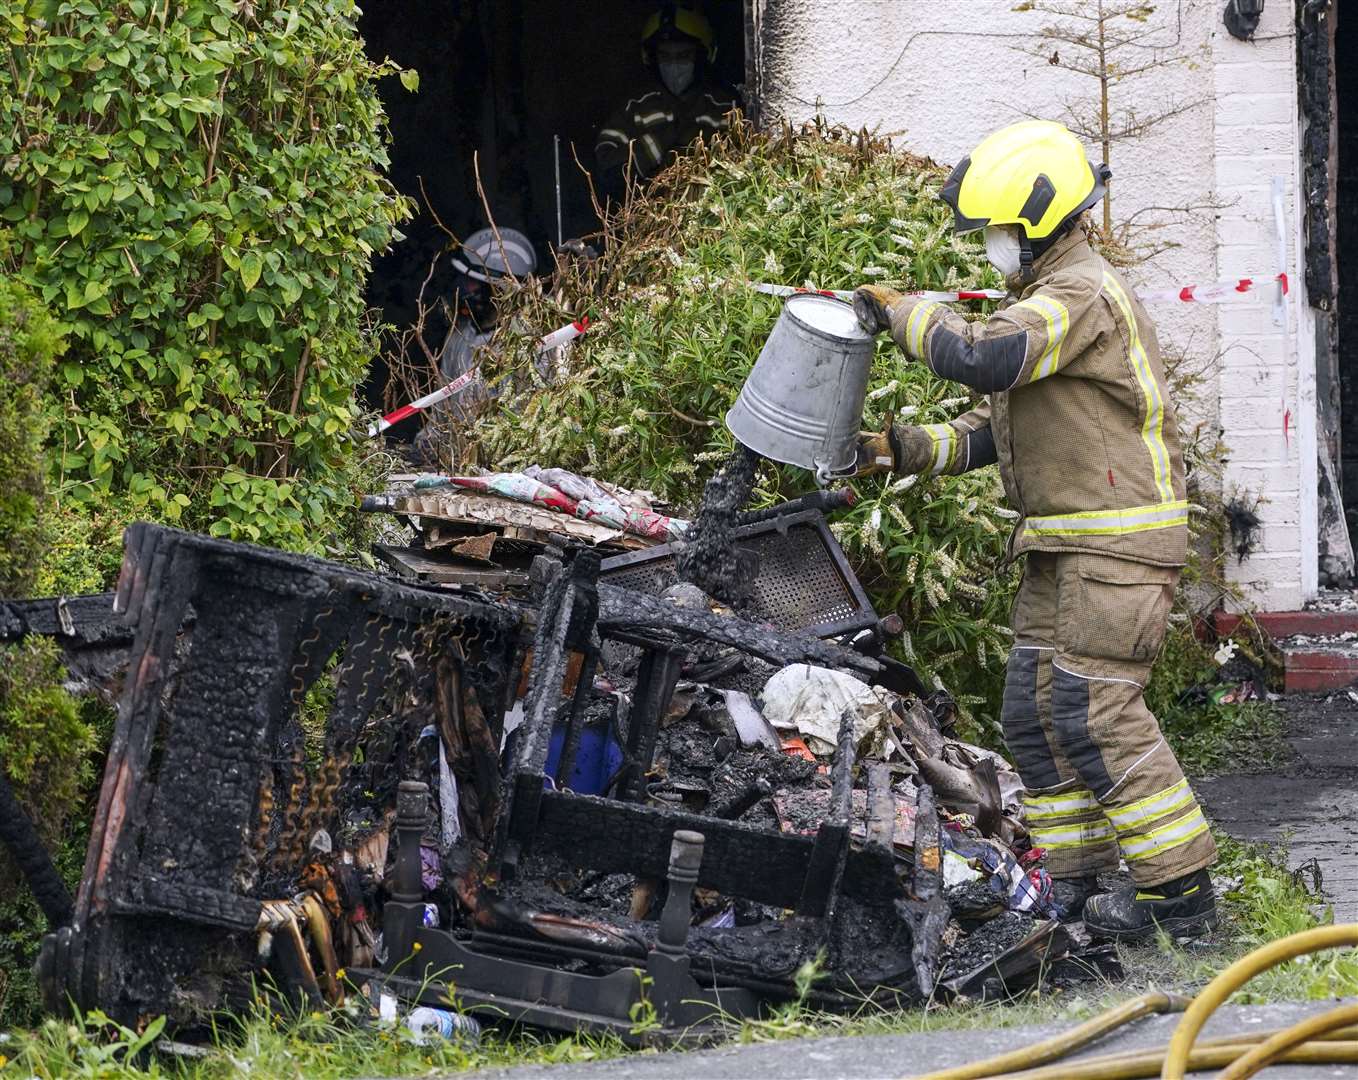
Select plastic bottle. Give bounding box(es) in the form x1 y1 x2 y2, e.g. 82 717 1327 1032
405 1006 482 1046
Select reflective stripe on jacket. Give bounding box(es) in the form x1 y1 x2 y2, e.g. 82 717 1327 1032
595 82 736 178
898 403 997 478
887 229 1188 567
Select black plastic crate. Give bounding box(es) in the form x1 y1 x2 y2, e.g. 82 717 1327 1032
598 509 877 639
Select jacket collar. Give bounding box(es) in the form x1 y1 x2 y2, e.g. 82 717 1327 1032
1004 227 1095 290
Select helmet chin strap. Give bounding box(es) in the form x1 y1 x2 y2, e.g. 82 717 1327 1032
1018 216 1083 283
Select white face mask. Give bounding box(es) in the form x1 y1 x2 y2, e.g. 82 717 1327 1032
659 59 696 96
984 225 1023 278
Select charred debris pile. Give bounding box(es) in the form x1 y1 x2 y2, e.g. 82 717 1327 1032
1 447 1116 1046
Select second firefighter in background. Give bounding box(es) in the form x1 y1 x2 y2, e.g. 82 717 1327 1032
593 3 738 201
853 120 1218 942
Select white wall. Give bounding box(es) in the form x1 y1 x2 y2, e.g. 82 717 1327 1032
1207 4 1316 610
758 0 1311 609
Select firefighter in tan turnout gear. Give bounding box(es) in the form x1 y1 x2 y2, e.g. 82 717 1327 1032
853 120 1217 941
593 2 737 201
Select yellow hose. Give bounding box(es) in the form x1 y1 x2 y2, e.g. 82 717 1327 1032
912 992 1191 1080
991 1040 1358 1080
917 1021 1358 1080
1161 923 1358 1079
909 923 1358 1080
981 1027 1358 1080
1214 1001 1358 1080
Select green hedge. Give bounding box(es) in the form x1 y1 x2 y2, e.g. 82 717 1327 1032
0 0 407 553
0 276 63 597
0 0 408 1025
0 637 101 1028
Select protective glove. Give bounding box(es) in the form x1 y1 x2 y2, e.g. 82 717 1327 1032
854 421 934 477
852 284 904 336
854 420 904 476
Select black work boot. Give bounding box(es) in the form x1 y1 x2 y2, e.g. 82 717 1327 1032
1050 875 1099 921
1083 868 1217 942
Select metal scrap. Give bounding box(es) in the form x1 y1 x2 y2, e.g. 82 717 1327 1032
33 522 518 1026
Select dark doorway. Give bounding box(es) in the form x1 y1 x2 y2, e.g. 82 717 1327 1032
1304 0 1357 584
1337 6 1358 524
357 1 747 413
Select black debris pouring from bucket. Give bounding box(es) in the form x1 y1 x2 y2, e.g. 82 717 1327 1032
674 444 763 608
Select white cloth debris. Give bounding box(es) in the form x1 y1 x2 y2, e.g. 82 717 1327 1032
419 724 462 850
760 664 895 758
500 700 525 749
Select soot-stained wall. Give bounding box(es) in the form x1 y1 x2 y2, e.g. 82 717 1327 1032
1336 8 1358 509
1297 0 1351 583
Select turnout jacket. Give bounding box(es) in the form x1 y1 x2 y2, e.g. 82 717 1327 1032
887 229 1188 568
594 79 736 182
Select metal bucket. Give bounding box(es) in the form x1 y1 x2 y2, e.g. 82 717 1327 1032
726 294 875 484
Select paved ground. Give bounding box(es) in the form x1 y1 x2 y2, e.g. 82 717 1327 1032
1195 691 1358 923
461 1001 1358 1079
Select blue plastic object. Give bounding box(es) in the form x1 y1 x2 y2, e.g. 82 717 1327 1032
542 716 624 795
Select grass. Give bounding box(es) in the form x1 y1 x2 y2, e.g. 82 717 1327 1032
4 833 1352 1078
1163 699 1288 776
4 1005 631 1078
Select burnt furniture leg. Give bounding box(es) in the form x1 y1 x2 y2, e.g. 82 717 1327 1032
617 644 683 803
796 709 855 918
384 781 428 973
646 829 704 1025
895 783 948 997
0 768 73 928
554 646 600 789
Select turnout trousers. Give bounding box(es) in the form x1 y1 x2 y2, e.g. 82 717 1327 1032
1001 551 1217 886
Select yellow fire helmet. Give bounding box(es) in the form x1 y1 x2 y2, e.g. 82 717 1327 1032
642 2 717 63
938 120 1110 247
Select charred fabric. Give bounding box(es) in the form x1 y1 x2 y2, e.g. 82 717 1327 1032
3 455 1113 1044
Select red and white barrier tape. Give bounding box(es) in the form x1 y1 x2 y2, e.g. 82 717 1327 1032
536 317 592 350
372 271 1288 437
753 283 1005 303
1137 273 1289 305
754 273 1290 307
369 317 589 436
